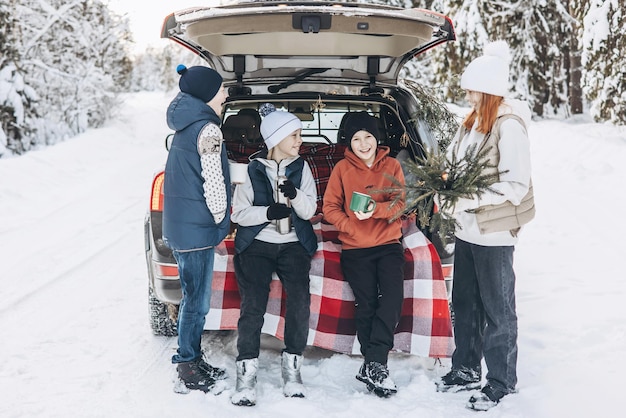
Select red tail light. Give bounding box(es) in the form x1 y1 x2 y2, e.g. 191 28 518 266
150 172 165 212
155 263 179 278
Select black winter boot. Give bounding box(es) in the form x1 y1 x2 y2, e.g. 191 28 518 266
356 361 397 397
436 368 481 393
174 359 217 393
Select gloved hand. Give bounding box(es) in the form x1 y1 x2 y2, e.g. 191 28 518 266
267 203 291 220
278 179 297 199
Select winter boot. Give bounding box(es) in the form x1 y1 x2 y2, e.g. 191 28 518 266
436 368 481 393
356 361 397 398
198 355 228 381
466 384 509 411
174 359 218 394
281 352 306 398
231 358 258 406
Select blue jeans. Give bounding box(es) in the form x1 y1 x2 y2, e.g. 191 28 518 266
234 240 311 361
451 238 518 393
171 248 215 364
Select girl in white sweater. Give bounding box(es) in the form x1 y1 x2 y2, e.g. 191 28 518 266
436 41 534 412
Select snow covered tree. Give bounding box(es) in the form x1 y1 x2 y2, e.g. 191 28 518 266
0 1 17 64
510 1 574 117
0 0 20 155
15 0 133 144
354 1 624 125
427 0 488 103
392 1 461 101
427 0 575 117
83 1 134 94
130 43 202 93
566 0 587 115
0 0 40 156
582 0 626 125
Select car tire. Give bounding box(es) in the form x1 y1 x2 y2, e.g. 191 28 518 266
149 287 178 337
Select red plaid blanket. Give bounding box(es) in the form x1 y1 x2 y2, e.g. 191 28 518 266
206 217 454 358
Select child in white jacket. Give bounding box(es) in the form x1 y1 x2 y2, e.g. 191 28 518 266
230 104 317 406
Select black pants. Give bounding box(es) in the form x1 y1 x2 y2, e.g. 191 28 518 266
234 240 311 361
341 243 404 364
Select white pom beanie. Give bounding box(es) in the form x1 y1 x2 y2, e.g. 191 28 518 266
461 40 511 97
259 103 302 149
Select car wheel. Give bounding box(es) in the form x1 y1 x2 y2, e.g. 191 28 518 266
148 287 178 337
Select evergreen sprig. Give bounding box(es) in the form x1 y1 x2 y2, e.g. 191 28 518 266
402 79 460 152
383 144 505 241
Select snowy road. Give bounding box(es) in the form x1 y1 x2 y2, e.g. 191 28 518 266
0 93 174 417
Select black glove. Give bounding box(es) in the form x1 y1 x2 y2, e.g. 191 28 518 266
279 179 297 199
267 203 291 220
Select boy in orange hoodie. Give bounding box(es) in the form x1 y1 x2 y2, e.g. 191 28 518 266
322 112 405 397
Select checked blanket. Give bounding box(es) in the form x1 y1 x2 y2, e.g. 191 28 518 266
206 217 455 358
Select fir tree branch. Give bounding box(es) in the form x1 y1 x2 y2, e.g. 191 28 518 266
402 79 460 152
379 145 506 241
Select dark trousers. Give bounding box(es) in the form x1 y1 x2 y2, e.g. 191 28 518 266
451 238 518 392
234 240 311 361
341 243 404 364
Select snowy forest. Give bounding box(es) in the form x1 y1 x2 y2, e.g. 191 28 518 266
0 0 624 158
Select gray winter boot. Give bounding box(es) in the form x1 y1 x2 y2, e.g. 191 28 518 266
281 351 306 398
231 358 258 406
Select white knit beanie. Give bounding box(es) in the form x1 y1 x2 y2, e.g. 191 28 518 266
460 40 511 97
259 103 302 149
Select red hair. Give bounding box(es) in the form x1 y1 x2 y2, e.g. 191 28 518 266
462 93 504 134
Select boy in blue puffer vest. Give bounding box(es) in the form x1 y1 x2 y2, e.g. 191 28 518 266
230 104 317 406
163 65 231 394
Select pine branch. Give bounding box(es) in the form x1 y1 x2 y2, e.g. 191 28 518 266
402 79 460 152
381 144 506 241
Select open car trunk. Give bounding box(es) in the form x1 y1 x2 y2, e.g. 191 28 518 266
161 1 455 86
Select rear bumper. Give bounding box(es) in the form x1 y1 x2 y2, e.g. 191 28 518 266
145 213 181 304
152 270 182 304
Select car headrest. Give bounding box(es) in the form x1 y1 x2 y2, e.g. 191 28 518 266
222 110 262 144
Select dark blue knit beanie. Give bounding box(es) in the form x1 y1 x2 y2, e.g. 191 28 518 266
177 64 223 103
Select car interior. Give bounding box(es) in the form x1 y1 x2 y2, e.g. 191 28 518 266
222 100 413 214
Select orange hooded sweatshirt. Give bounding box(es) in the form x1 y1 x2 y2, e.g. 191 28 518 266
322 146 405 250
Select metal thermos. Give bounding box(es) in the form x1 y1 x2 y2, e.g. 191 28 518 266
275 175 292 234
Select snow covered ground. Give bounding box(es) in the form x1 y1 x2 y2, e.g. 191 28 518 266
0 92 624 418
